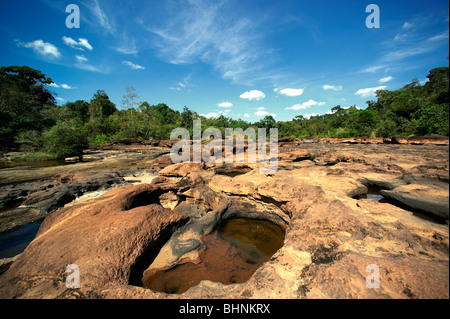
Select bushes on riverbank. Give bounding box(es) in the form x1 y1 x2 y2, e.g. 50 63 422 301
1 65 448 159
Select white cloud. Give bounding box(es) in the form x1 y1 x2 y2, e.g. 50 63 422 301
428 31 449 42
48 82 73 89
304 113 321 119
75 55 88 63
402 22 413 29
55 97 65 103
255 106 276 117
378 76 393 83
115 36 138 55
384 47 431 61
419 78 430 85
240 90 265 101
279 88 304 97
360 65 386 73
86 0 116 33
286 99 325 110
17 39 61 58
218 102 233 108
78 38 93 50
255 110 273 117
74 63 105 73
201 112 219 118
244 113 250 118
393 33 408 41
355 86 387 98
219 109 231 115
62 36 93 51
139 1 277 85
122 61 145 70
322 85 343 91
116 45 138 55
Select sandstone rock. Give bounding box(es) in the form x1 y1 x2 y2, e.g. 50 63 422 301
159 163 205 177
380 183 449 220
0 183 188 299
0 171 126 232
391 136 409 144
213 163 252 177
0 142 448 300
159 191 179 210
278 149 311 162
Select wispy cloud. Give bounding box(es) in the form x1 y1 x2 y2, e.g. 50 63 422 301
363 16 448 73
402 22 414 29
378 76 393 83
75 55 88 63
83 0 116 33
428 30 449 42
322 85 343 91
122 61 145 70
360 64 386 73
139 0 276 84
286 99 325 110
74 62 106 73
383 47 432 62
169 74 192 91
16 39 61 58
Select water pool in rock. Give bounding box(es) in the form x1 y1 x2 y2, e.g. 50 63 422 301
0 221 42 259
143 217 286 294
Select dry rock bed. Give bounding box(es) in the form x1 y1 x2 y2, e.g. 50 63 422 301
0 139 448 299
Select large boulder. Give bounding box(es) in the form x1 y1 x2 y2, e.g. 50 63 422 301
0 183 188 298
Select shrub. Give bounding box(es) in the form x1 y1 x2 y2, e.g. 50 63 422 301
43 121 89 159
14 130 43 152
89 134 111 146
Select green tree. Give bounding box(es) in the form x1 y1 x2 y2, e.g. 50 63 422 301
43 120 89 160
256 115 277 130
0 65 56 150
65 100 90 122
89 90 117 119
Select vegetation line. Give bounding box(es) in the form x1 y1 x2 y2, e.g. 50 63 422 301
1 65 448 160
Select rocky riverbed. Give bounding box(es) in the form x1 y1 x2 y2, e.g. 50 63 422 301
0 137 448 299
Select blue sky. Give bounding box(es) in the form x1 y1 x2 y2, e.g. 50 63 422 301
1 0 448 122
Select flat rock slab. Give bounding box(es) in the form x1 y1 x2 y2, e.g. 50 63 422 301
381 183 449 219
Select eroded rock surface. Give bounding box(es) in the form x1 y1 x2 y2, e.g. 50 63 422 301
0 140 448 299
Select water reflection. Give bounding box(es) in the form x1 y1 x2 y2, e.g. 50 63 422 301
143 218 285 294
